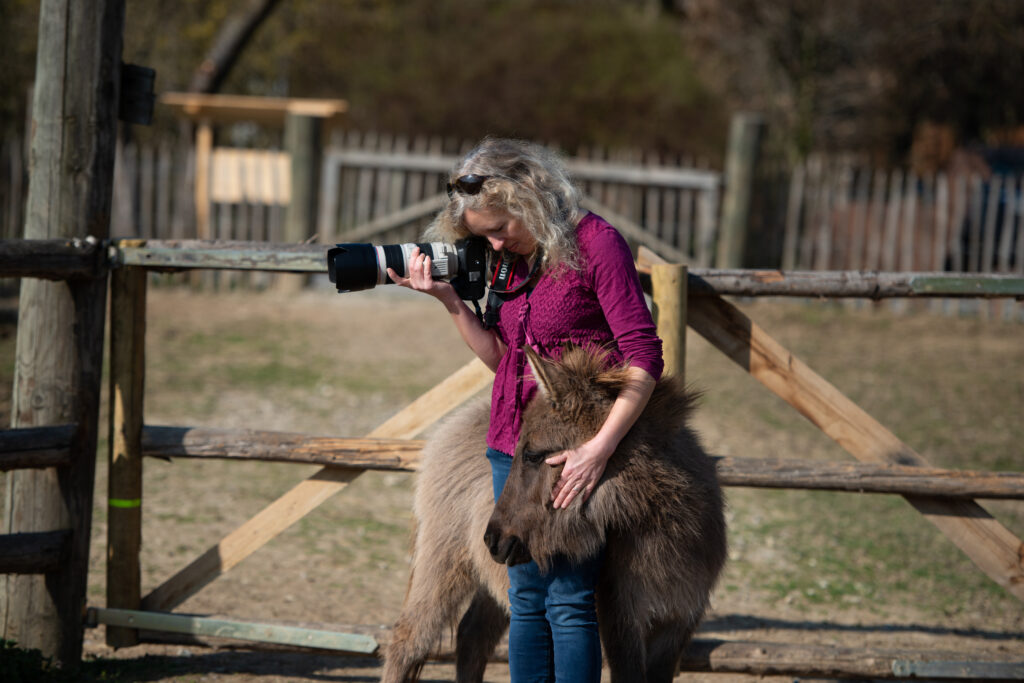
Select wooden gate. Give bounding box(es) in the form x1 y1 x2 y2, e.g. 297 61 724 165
60 238 1023 679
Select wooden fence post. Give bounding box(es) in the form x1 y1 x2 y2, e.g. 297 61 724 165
106 257 147 647
651 263 687 379
717 113 764 268
279 111 322 291
1 0 124 668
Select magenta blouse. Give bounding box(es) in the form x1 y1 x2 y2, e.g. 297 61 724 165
486 212 664 455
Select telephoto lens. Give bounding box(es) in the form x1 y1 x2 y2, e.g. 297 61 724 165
328 242 459 293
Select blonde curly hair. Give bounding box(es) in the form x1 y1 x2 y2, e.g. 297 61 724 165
424 138 582 273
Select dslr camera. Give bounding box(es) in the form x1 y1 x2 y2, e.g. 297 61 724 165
327 237 488 302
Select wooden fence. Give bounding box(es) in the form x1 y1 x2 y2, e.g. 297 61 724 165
2 239 1024 676
767 155 1023 277
6 131 1024 280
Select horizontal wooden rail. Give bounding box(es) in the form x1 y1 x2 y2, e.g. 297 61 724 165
638 266 1024 299
141 426 1024 499
683 269 1024 299
715 456 1024 498
325 149 722 190
0 530 71 573
87 607 378 655
0 425 75 471
132 620 1024 679
0 238 106 280
109 240 1024 298
142 426 421 471
114 240 328 273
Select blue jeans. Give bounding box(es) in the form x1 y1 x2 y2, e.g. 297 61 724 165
486 448 603 683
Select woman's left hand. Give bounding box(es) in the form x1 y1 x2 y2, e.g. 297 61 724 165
546 437 613 509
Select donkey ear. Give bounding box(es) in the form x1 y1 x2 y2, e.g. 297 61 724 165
524 347 563 406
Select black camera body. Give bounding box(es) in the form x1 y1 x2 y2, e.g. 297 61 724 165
327 237 487 302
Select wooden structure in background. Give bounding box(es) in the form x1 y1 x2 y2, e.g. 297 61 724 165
159 92 347 247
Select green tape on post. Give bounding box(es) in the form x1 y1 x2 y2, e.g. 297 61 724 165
109 498 142 509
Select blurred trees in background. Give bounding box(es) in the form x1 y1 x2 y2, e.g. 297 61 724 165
1 0 1022 163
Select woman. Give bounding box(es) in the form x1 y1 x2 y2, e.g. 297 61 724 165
387 137 663 682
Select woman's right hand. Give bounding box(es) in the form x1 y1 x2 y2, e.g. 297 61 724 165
387 247 455 301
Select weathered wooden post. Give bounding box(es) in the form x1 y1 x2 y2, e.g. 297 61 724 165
1 0 124 668
651 263 687 379
105 244 147 648
717 112 765 268
279 110 322 291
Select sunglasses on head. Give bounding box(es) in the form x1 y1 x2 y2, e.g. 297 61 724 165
446 174 491 198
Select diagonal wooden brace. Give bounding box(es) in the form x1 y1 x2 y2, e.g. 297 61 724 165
142 357 493 612
686 293 1024 601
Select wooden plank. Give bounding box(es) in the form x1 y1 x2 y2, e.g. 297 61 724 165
106 262 147 647
136 624 1024 680
685 293 1024 600
0 238 106 279
865 168 888 270
116 240 328 273
194 121 213 241
680 638 1024 679
140 358 493 612
967 174 985 272
636 264 1024 301
881 169 903 271
0 415 76 473
933 173 951 270
0 530 71 574
142 427 423 471
848 167 870 271
316 143 341 245
139 145 154 239
695 183 719 267
0 448 72 471
143 428 1024 499
0 424 75 452
155 142 172 240
900 171 919 272
326 146 721 190
981 174 1001 273
89 608 377 655
159 92 348 127
948 173 969 272
797 157 822 269
931 173 952 314
781 162 806 271
997 174 1017 273
651 264 687 379
714 456 1024 499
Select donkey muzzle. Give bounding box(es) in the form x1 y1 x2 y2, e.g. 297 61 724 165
484 523 532 566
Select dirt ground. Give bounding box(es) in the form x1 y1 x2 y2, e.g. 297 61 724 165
5 281 1024 681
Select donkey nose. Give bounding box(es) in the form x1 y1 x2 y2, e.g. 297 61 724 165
484 523 504 558
485 523 523 565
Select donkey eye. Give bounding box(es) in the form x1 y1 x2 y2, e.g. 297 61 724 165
522 449 550 463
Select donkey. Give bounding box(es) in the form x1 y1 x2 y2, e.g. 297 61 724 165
382 345 727 682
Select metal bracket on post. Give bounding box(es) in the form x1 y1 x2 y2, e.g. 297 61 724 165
119 63 156 126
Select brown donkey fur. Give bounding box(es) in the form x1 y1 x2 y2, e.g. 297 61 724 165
382 346 727 682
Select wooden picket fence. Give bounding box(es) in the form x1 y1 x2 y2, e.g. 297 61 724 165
2 132 1022 316
772 155 1023 276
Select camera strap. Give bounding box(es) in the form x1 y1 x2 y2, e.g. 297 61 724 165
481 250 542 330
